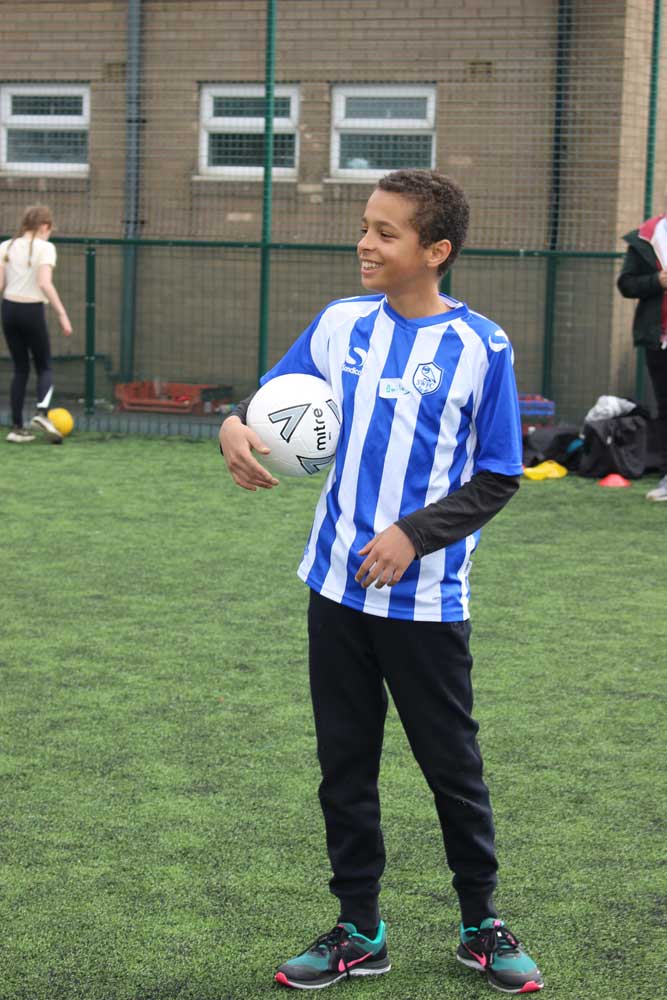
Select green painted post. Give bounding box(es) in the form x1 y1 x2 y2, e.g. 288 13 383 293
636 0 662 401
85 244 97 416
541 254 558 399
257 0 277 383
120 246 137 380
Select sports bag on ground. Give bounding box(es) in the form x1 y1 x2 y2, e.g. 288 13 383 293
522 424 581 469
577 413 648 479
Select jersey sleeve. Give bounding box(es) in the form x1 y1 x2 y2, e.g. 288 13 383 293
472 335 524 476
259 306 332 386
37 241 57 269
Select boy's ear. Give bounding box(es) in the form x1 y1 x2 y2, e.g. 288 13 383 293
427 239 452 271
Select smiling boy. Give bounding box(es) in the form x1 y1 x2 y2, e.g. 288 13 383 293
219 169 543 994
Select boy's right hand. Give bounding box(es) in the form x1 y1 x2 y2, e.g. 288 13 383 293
219 415 279 491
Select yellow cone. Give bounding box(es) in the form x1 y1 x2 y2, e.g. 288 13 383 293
523 460 568 480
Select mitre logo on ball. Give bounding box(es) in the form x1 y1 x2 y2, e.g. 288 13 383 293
246 373 341 477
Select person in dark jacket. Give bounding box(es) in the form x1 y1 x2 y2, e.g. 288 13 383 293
617 215 667 500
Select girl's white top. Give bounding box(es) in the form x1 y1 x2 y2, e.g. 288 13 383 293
1 236 57 303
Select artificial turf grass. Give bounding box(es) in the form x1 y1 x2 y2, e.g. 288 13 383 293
1 435 666 999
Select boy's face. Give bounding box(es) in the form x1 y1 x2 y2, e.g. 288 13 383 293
357 188 449 298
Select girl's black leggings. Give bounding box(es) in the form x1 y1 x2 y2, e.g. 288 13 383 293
308 590 498 931
646 345 667 473
1 299 53 428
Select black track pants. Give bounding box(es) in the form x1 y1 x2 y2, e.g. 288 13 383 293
307 590 498 931
1 299 53 428
646 345 667 473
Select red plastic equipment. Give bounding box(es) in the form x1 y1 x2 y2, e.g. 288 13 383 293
598 474 631 488
115 380 231 415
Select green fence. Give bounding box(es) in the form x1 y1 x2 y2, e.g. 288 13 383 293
0 236 626 436
0 0 664 435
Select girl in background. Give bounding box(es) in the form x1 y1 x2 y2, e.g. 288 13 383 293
0 204 72 443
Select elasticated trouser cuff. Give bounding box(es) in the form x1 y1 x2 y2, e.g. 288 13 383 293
337 896 381 932
459 890 499 929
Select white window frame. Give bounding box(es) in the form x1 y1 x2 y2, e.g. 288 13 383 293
0 83 90 175
330 84 436 180
199 84 299 179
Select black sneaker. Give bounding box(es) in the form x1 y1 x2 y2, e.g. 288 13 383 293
275 921 390 990
30 414 63 443
457 918 543 993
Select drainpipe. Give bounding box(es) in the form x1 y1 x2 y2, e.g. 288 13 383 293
635 0 662 400
542 0 572 399
120 0 143 380
547 0 572 253
257 0 277 383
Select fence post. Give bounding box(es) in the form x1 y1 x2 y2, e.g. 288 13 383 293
85 244 97 416
541 253 558 399
257 0 277 383
120 246 137 381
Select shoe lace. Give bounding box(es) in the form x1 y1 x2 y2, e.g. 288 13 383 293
308 924 354 977
476 922 520 962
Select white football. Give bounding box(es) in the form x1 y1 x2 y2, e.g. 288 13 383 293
247 373 341 477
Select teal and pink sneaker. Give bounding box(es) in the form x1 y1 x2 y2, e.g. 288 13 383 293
457 918 543 993
275 921 390 990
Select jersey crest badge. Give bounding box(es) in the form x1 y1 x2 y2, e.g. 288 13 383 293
412 361 443 395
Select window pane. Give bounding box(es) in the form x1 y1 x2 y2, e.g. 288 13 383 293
339 133 432 170
212 96 291 118
208 132 295 168
6 129 88 163
11 95 84 116
345 96 428 119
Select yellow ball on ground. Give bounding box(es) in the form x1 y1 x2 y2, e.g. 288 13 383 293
47 408 75 436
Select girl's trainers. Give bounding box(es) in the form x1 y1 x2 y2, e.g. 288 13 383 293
646 475 667 501
6 427 35 443
457 918 543 993
275 921 390 989
30 413 63 443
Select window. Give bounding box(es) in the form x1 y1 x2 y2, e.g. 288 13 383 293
0 84 90 174
199 84 299 179
331 85 436 179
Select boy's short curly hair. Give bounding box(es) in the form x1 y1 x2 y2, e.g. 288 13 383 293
377 169 469 275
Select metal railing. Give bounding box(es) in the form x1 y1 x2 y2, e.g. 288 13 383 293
9 236 622 425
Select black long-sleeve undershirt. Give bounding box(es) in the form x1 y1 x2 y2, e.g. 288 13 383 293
395 470 519 557
222 392 520 556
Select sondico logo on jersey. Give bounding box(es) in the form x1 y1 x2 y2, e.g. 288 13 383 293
412 361 443 395
489 330 510 352
488 330 514 363
342 346 367 377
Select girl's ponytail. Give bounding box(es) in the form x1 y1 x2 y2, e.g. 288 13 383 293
4 204 54 265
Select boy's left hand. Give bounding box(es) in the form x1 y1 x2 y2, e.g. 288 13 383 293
356 525 416 589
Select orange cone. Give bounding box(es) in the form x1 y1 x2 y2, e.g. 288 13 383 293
598 473 631 488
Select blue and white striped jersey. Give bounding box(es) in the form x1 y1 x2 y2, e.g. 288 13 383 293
261 293 523 621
